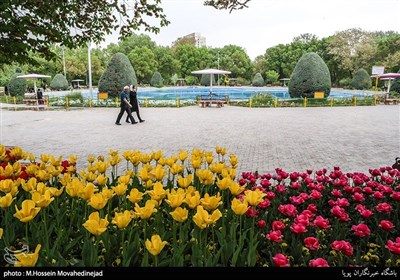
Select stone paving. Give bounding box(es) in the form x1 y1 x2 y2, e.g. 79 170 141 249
1 104 399 175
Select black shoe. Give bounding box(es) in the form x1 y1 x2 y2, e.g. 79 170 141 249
115 122 121 125
131 121 138 124
126 120 130 123
139 120 145 123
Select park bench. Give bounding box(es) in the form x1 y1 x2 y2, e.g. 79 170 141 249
384 98 399 105
198 94 228 108
23 99 46 105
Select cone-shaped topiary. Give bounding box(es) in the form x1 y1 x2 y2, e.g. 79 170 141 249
351 68 372 90
252 72 264 87
200 73 215 86
8 72 26 96
98 52 137 98
150 72 163 87
289 52 331 98
50 74 69 90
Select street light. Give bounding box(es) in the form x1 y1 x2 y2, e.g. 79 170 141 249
62 46 66 78
87 41 93 99
217 50 220 86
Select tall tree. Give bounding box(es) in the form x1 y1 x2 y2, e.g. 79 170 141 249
0 0 246 65
128 47 158 84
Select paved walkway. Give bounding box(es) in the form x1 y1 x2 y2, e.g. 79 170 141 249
1 104 399 175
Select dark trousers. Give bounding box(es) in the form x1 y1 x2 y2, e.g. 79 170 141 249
126 109 142 122
116 105 136 124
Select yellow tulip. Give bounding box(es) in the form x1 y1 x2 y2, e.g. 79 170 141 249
36 170 51 182
0 164 13 178
69 154 78 165
229 181 246 196
50 155 62 167
83 212 109 236
215 146 226 156
35 182 47 194
231 198 249 215
127 188 144 204
97 155 105 162
59 173 72 186
109 149 119 157
196 169 214 185
216 177 232 191
66 178 83 197
122 150 132 161
118 175 131 185
134 200 157 220
101 187 115 200
244 189 266 206
88 193 108 210
95 174 108 186
140 153 152 164
66 165 76 173
14 244 41 267
12 162 22 177
113 183 127 196
0 228 3 239
0 145 5 161
191 157 202 169
151 150 163 162
48 186 64 197
191 149 203 158
177 174 194 188
87 165 97 173
94 161 108 173
40 154 50 163
85 172 97 182
200 193 222 211
186 186 196 195
209 162 225 174
0 193 15 208
158 157 167 166
25 164 39 176
229 154 239 168
129 153 141 167
9 146 26 160
165 188 186 208
179 150 188 162
14 200 41 223
166 156 178 167
145 234 168 256
185 191 201 209
152 165 166 181
170 207 188 223
147 182 167 201
138 166 152 182
87 155 96 164
206 156 213 165
31 190 54 208
0 179 14 193
46 165 63 177
27 153 35 162
170 163 183 175
145 180 153 189
78 182 97 200
112 210 132 229
193 206 222 230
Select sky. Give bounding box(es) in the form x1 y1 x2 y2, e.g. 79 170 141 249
101 0 400 60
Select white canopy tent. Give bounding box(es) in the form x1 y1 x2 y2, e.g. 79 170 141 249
16 73 51 105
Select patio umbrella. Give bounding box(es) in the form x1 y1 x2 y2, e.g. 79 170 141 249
191 68 231 94
71 79 85 88
373 73 400 93
16 73 51 96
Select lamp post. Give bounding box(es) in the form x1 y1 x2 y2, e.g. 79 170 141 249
62 47 66 78
87 41 93 99
217 50 220 86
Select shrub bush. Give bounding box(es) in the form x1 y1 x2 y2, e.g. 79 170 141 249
50 74 69 90
252 73 264 87
351 69 372 90
150 72 164 87
7 72 27 97
98 53 137 98
200 74 215 86
390 79 400 93
265 70 279 85
289 52 331 98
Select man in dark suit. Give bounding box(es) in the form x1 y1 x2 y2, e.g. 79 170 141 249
116 86 137 125
126 84 145 123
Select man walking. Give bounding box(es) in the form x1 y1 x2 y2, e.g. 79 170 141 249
126 84 145 123
115 86 137 125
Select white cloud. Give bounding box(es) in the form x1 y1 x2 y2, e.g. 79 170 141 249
101 0 400 60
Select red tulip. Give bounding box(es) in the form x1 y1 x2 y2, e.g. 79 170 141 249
351 223 371 237
310 190 322 200
379 220 395 231
278 204 297 217
272 253 290 267
336 198 350 207
272 220 285 231
386 238 400 255
307 204 317 213
304 237 319 251
352 192 365 202
391 192 400 201
309 258 329 267
376 202 392 213
313 216 331 229
331 240 353 256
257 219 267 229
258 199 270 209
360 209 373 219
373 191 385 200
290 223 307 235
332 189 343 197
266 230 283 243
295 214 310 226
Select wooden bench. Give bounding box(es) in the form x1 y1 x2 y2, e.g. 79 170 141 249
384 98 399 105
23 99 46 105
198 95 228 108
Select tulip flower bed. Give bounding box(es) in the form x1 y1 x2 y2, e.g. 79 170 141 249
0 145 399 267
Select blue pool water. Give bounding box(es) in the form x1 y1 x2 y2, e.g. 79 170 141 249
74 87 370 100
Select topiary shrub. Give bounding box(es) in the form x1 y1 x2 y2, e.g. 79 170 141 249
8 72 27 97
200 73 215 86
265 70 279 85
289 52 331 98
252 73 264 87
98 52 137 98
50 74 69 90
391 79 400 93
150 72 164 87
351 69 372 90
